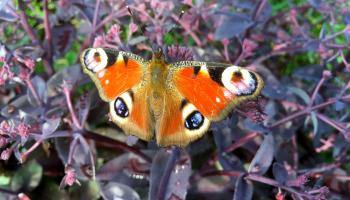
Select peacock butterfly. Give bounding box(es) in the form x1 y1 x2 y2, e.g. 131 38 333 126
80 47 264 147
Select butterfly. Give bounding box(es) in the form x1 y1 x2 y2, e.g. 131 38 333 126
80 47 264 147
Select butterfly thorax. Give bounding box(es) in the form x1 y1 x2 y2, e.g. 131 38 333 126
148 51 170 118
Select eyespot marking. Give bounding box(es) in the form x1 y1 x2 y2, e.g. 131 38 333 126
114 97 129 118
221 66 257 96
109 91 133 124
83 48 108 72
185 111 204 130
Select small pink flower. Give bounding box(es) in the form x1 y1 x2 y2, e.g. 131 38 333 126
18 68 29 81
322 70 332 79
1 148 11 160
0 66 13 85
16 123 30 139
0 120 10 133
63 168 78 186
207 33 214 41
221 38 230 47
344 25 350 34
106 24 121 42
318 44 329 59
242 39 258 57
18 193 31 200
0 137 8 148
129 23 138 35
24 59 35 70
0 56 5 62
287 175 308 187
93 35 107 48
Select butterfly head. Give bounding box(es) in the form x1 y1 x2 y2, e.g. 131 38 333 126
152 47 166 64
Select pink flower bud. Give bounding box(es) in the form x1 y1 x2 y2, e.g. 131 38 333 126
0 121 10 133
18 193 31 200
24 59 35 70
93 35 107 48
322 70 332 79
63 168 77 186
16 123 30 139
1 148 11 160
221 38 229 47
0 137 8 148
129 23 138 34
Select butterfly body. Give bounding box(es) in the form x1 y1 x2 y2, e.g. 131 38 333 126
81 48 263 147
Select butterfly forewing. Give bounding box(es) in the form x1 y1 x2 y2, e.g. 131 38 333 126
171 61 264 120
80 48 153 142
81 48 147 101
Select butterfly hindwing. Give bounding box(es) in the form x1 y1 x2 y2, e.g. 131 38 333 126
81 48 153 141
154 86 211 147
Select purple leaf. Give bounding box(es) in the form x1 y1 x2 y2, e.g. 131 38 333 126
344 10 350 25
262 83 288 100
214 13 253 40
334 100 347 111
96 153 149 186
0 0 17 22
272 163 288 184
233 174 253 200
1 96 32 118
149 148 191 200
292 65 323 82
42 118 61 137
55 137 70 164
288 86 310 105
27 76 47 106
99 182 140 200
47 64 83 96
304 40 320 51
55 135 95 180
75 92 92 126
319 24 327 39
13 46 44 63
52 23 77 56
308 0 325 9
242 118 269 133
248 134 274 175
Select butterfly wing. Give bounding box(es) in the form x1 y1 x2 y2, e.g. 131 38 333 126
80 48 153 141
155 61 264 146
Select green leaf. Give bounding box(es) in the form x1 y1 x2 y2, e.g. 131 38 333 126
163 33 174 45
69 181 100 200
0 175 10 185
11 160 43 191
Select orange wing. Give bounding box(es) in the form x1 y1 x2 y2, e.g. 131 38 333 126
81 48 153 141
80 48 145 101
155 62 263 147
172 62 264 121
